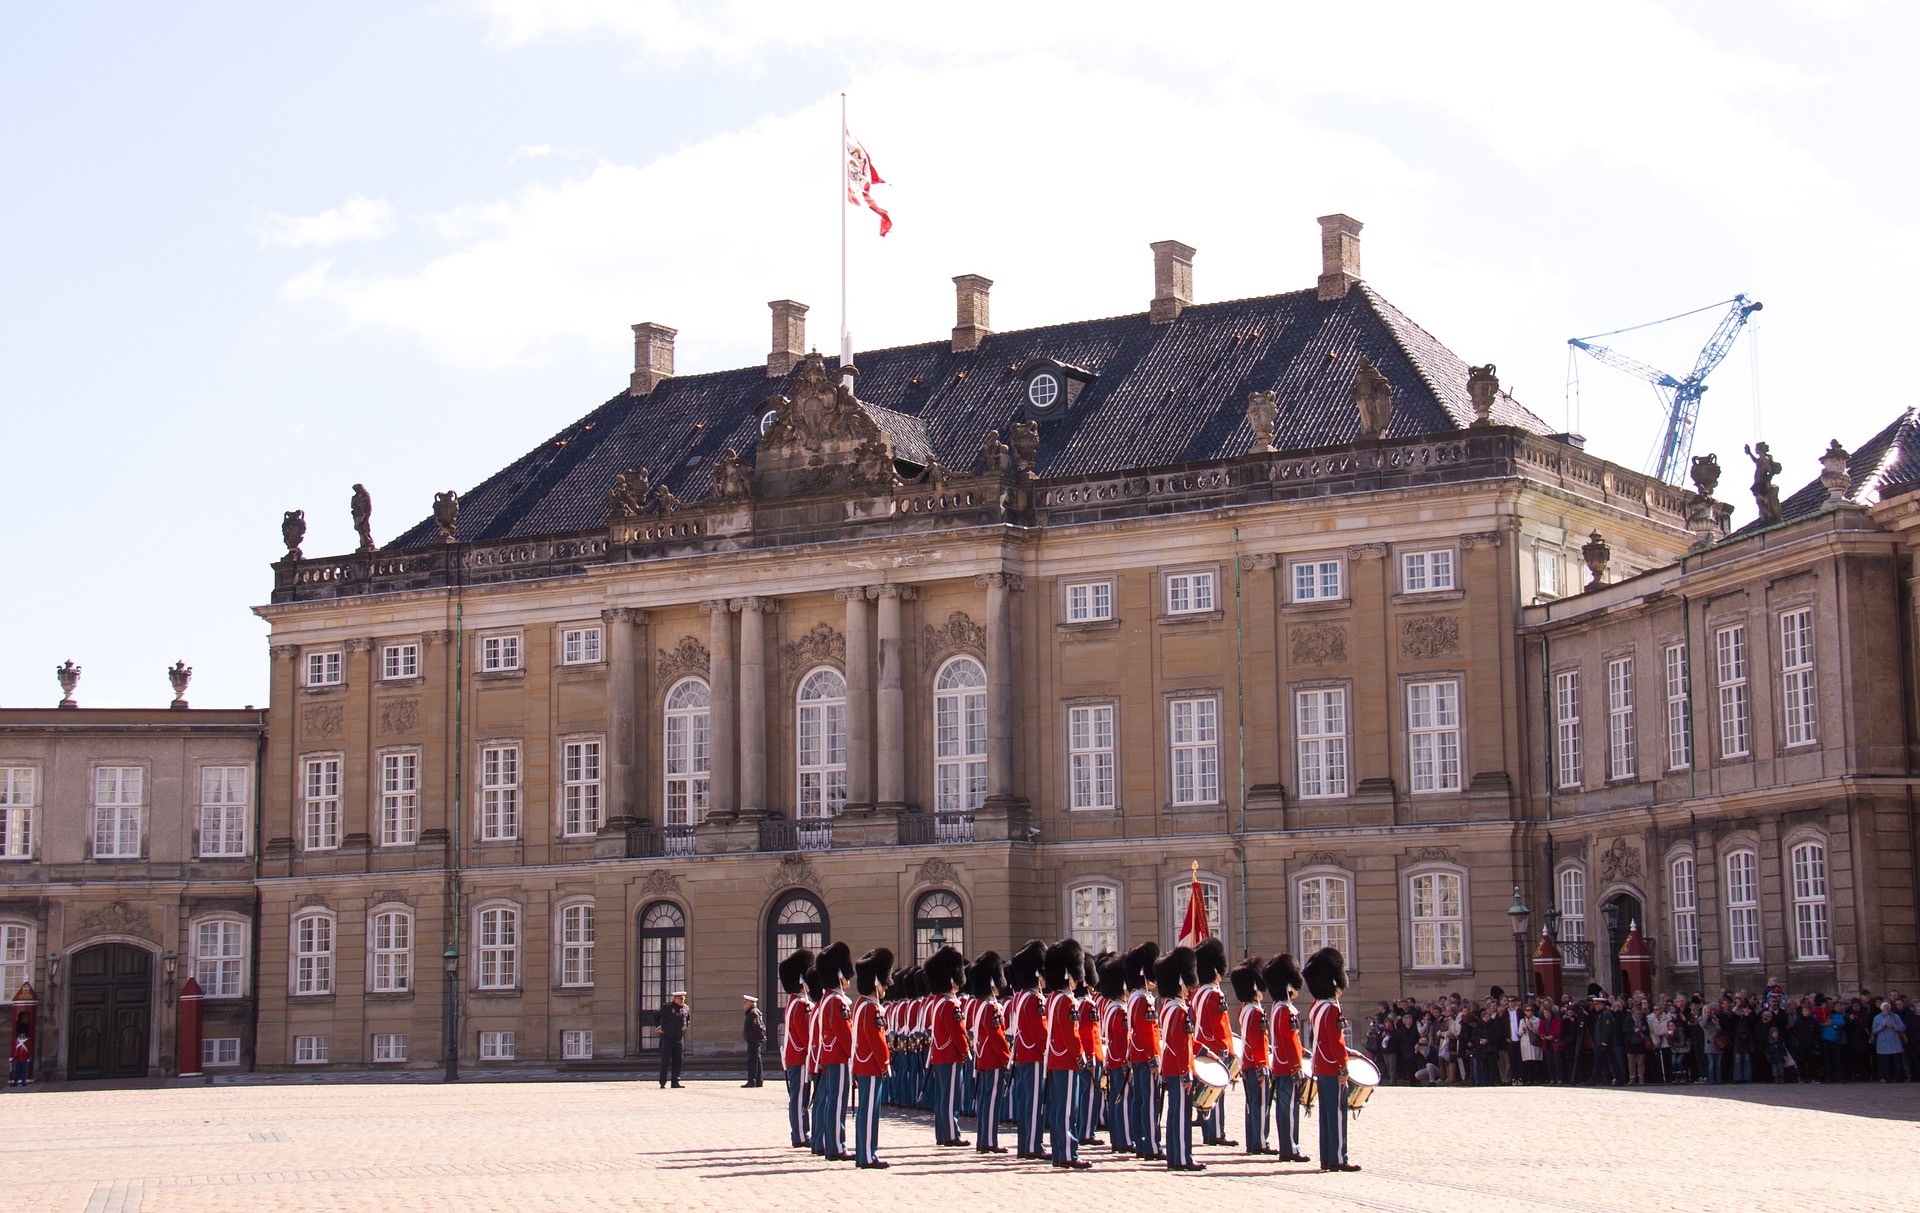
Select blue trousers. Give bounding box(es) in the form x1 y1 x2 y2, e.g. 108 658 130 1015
1316 1075 1346 1166
974 1067 1004 1150
785 1064 810 1146
1199 1082 1227 1142
853 1074 883 1164
1129 1061 1160 1156
1104 1067 1130 1149
809 1070 828 1152
931 1062 961 1142
1162 1077 1193 1168
1071 1065 1097 1140
1045 1068 1079 1163
1013 1061 1043 1154
961 1061 977 1116
1242 1068 1270 1152
818 1063 850 1157
1271 1072 1302 1157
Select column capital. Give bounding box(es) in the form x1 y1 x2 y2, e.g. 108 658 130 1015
698 598 730 615
867 583 918 601
1238 552 1278 571
340 637 367 653
1345 543 1389 561
268 642 300 661
601 606 648 625
729 596 780 613
1459 530 1506 550
973 573 1025 591
836 585 871 602
418 629 454 647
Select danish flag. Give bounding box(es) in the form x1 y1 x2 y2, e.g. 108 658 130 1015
846 130 892 237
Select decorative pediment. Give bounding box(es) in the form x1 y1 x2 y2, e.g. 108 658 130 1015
640 870 684 898
1599 837 1643 883
656 636 711 681
922 611 985 670
782 623 845 675
753 352 896 499
75 900 153 941
1405 846 1455 865
1300 851 1343 869
915 858 961 888
768 854 823 895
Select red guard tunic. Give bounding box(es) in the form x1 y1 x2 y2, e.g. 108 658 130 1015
1271 1003 1305 1075
973 999 1010 1070
1102 997 1130 1072
1127 989 1160 1065
1011 989 1046 1065
782 995 814 1069
1076 996 1102 1066
929 995 968 1066
1192 984 1234 1059
1045 991 1083 1070
1237 1003 1270 1071
1308 1000 1348 1079
816 990 854 1068
1157 997 1193 1078
852 997 890 1078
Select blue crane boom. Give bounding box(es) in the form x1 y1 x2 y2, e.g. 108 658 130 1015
1567 294 1763 485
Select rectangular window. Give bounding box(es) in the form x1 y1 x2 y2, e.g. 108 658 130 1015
370 910 412 993
294 1036 329 1064
1410 871 1465 968
478 907 519 990
1295 688 1349 798
1069 884 1119 955
194 920 245 997
560 904 595 988
381 643 418 680
198 766 248 858
202 1038 241 1067
561 740 603 836
1065 580 1113 622
1290 559 1343 602
294 914 333 995
92 766 143 858
1169 697 1220 806
1554 671 1582 789
480 634 521 672
561 626 603 665
479 1031 516 1060
1401 549 1454 593
302 757 340 850
1780 609 1817 748
1297 875 1349 957
1407 680 1462 793
1715 624 1750 759
372 1034 408 1063
562 1029 594 1060
1790 842 1831 961
1 767 35 858
305 650 343 687
1557 867 1588 950
1536 549 1560 598
1607 657 1636 781
1664 643 1692 771
0 924 30 995
1165 571 1216 615
480 745 520 841
1671 856 1700 966
380 752 419 846
1067 705 1116 810
1726 851 1761 964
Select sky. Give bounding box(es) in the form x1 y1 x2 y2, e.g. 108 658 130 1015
4 0 1916 711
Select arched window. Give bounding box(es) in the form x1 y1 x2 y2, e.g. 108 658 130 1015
1066 881 1119 954
914 891 965 963
1670 854 1700 966
1726 850 1761 964
1557 866 1589 963
664 678 710 845
767 892 827 1021
369 906 413 993
640 901 687 1049
476 904 520 990
192 916 247 998
559 902 595 987
1790 840 1830 961
1295 871 1351 961
797 668 847 824
1408 868 1466 970
291 911 333 996
933 658 987 818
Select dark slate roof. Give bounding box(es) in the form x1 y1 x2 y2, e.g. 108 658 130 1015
390 283 1551 548
1734 408 1920 535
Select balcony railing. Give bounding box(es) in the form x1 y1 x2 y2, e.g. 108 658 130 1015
627 823 697 859
1559 940 1594 971
759 818 833 853
899 811 976 845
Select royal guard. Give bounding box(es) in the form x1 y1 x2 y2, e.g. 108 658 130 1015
1191 938 1237 1147
966 952 1011 1154
1154 945 1202 1172
851 947 895 1169
1123 941 1162 1159
1072 952 1103 1147
1006 940 1047 1159
1042 938 1090 1169
803 958 830 1154
924 945 971 1147
1095 951 1131 1153
1304 947 1359 1172
1230 957 1271 1154
811 942 857 1162
956 961 980 1121
778 948 816 1148
909 968 934 1110
1261 953 1310 1164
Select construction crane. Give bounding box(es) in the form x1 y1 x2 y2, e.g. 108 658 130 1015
1567 294 1764 485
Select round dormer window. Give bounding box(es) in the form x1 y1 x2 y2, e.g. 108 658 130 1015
760 409 778 435
1027 372 1061 410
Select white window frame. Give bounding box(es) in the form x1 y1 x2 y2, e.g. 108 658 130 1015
1726 849 1761 965
796 668 848 821
1406 679 1463 793
380 749 420 846
301 755 341 851
1294 686 1349 798
0 922 34 996
1607 656 1636 781
92 766 144 859
1535 549 1560 598
294 1036 329 1064
1407 867 1467 970
933 657 988 814
1400 549 1455 594
380 642 418 681
559 901 595 988
1 767 36 859
479 633 522 673
1780 609 1817 748
562 1029 594 1060
1064 579 1114 623
305 650 343 688
1554 670 1582 789
1789 839 1831 961
372 1033 408 1062
198 765 248 858
476 904 520 990
1289 558 1344 603
1294 869 1352 962
1670 853 1700 967
292 910 335 996
560 625 603 666
202 1038 242 1067
1556 866 1588 958
560 737 604 837
479 743 521 842
1664 643 1692 771
1169 695 1221 806
479 1031 515 1060
1067 702 1117 810
192 917 247 998
1066 881 1120 955
1164 569 1217 615
663 678 710 832
1170 875 1227 954
1715 624 1751 760
369 906 413 993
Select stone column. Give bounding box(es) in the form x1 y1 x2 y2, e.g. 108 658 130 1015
838 588 874 812
976 573 1022 806
701 600 736 819
601 608 642 831
871 584 915 811
733 596 778 819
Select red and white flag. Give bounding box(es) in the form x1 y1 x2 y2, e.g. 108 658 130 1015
1177 868 1211 949
845 130 892 237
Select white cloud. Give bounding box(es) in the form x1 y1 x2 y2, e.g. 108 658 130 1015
254 196 397 249
509 143 554 163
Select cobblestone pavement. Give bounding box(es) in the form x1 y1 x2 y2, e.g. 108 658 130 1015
5 1078 1916 1213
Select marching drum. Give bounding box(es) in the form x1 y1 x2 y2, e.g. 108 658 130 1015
1226 1038 1245 1085
1190 1056 1232 1111
1295 1073 1317 1108
1344 1055 1382 1112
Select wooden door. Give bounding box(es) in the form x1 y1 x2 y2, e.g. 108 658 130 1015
68 944 151 1079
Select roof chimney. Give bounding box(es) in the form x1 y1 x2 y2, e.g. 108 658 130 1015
1150 240 1195 324
952 274 993 353
1316 214 1363 300
768 299 808 377
629 322 676 396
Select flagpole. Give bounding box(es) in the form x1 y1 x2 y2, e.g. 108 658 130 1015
839 92 849 369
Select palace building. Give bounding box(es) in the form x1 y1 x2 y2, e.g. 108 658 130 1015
5 216 1917 1076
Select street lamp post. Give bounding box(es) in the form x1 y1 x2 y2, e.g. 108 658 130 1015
443 940 460 1082
1506 886 1531 997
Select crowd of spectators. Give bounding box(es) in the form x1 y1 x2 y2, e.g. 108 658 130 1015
1360 981 1915 1088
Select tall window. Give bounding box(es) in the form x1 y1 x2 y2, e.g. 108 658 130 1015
933 658 988 814
370 908 412 992
1670 855 1700 966
198 766 248 858
664 679 711 832
1069 882 1119 955
1295 688 1349 798
1557 867 1588 954
913 891 965 963
1780 609 1817 747
1409 871 1465 969
641 901 688 1048
1166 571 1216 614
1715 624 1750 759
1068 704 1116 810
0 923 29 995
93 766 143 858
305 650 342 687
380 751 419 846
480 634 520 672
560 903 595 987
1297 874 1350 958
193 920 245 997
477 906 520 989
1790 841 1831 960
1172 878 1226 952
1 768 35 859
1554 671 1582 788
1169 697 1220 805
1726 850 1761 964
1536 549 1560 598
1407 680 1462 793
381 642 418 680
561 626 602 665
1401 549 1454 593
293 912 333 995
561 739 603 836
1607 657 1636 780
480 744 520 841
1065 581 1113 622
796 669 848 820
1664 643 1692 771
302 757 340 851
1290 559 1343 602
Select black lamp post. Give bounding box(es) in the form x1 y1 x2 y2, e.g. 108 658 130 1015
1601 901 1621 993
1506 886 1531 997
443 940 460 1082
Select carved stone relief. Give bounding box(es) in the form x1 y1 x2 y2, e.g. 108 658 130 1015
76 901 153 941
1598 837 1643 883
378 698 420 736
915 858 961 887
1406 846 1455 864
296 894 330 911
1301 851 1342 868
369 890 413 908
922 611 986 670
303 704 344 738
768 854 823 895
1290 623 1348 667
1399 614 1461 660
656 636 711 681
639 870 684 898
782 623 846 674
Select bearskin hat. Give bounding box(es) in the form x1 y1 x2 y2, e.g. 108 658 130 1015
1261 952 1304 1001
924 945 966 996
1082 950 1099 993
1302 947 1347 1001
1229 956 1263 1003
855 947 894 997
1008 939 1046 990
1043 938 1085 992
1195 937 1229 985
967 951 1004 999
817 941 856 989
1094 951 1126 1001
778 947 815 997
1123 941 1161 992
1154 945 1197 999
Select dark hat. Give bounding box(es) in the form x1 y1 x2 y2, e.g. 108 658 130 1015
1195 938 1229 984
1302 947 1347 1001
925 945 966 995
1094 951 1126 1001
1123 941 1161 991
855 947 894 996
966 950 1004 999
1489 985 1505 1001
1229 957 1263 1003
802 956 826 998
1008 939 1046 990
818 941 855 988
778 947 816 996
1044 939 1085 992
1587 982 1604 998
1260 953 1303 1001
1082 950 1099 993
1154 946 1197 999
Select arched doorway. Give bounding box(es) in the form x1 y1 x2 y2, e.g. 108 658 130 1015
1599 892 1644 995
68 944 151 1079
913 890 965 963
766 891 828 1050
637 902 685 1053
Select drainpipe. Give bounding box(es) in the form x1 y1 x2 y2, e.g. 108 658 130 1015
1233 526 1249 952
247 718 266 1073
445 596 464 1082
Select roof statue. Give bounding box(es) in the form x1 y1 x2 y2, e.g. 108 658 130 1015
281 509 306 560
432 491 460 543
1246 390 1277 453
1009 420 1040 477
351 483 374 554
608 468 652 521
753 351 898 499
1354 356 1393 439
1467 364 1499 428
1745 442 1782 526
